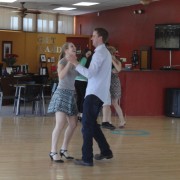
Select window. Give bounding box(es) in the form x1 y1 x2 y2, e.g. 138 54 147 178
0 7 74 34
23 14 36 32
58 15 74 34
0 7 20 30
11 16 19 30
37 13 56 33
49 20 54 33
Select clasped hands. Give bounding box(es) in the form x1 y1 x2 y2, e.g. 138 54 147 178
66 54 79 66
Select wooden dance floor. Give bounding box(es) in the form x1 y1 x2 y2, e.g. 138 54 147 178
0 107 180 180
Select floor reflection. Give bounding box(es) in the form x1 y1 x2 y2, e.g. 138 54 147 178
170 118 180 143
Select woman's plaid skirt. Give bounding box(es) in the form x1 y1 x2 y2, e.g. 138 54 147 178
47 88 78 116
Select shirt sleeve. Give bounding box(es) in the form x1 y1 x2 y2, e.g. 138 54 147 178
79 57 87 66
76 51 103 79
59 58 67 65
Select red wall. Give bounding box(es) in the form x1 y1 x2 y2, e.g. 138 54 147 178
75 0 180 70
119 71 180 116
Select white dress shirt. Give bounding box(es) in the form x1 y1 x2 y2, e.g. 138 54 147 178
76 44 112 103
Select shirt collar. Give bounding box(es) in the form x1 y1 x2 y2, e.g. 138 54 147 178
95 44 105 52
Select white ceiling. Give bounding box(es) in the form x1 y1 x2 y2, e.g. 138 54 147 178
0 0 141 16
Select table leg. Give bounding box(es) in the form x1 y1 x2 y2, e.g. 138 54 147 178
16 87 21 116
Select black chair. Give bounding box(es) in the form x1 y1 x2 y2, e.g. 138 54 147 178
0 86 3 110
41 82 58 107
15 84 45 115
32 75 49 84
0 80 15 110
13 81 35 113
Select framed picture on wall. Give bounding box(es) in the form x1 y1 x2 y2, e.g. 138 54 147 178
2 41 12 60
40 54 46 62
50 57 55 62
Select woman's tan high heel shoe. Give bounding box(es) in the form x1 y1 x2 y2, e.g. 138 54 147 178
119 121 126 129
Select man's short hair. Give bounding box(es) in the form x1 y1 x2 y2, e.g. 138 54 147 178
94 28 109 43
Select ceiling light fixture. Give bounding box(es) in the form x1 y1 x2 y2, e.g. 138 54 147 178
0 0 16 2
54 7 76 11
73 2 99 6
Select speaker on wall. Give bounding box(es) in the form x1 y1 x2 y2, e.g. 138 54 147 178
165 88 180 118
140 46 152 70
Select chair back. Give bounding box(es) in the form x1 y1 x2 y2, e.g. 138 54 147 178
14 83 45 115
32 75 49 84
17 80 35 85
20 84 43 102
0 77 16 103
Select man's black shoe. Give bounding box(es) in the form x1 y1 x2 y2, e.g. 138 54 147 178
101 122 115 130
94 153 113 160
74 159 93 166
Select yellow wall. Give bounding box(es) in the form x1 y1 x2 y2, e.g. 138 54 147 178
0 31 90 75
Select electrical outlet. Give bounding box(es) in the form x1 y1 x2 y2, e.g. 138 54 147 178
120 58 127 62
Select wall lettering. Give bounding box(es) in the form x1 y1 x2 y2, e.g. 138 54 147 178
37 36 61 54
